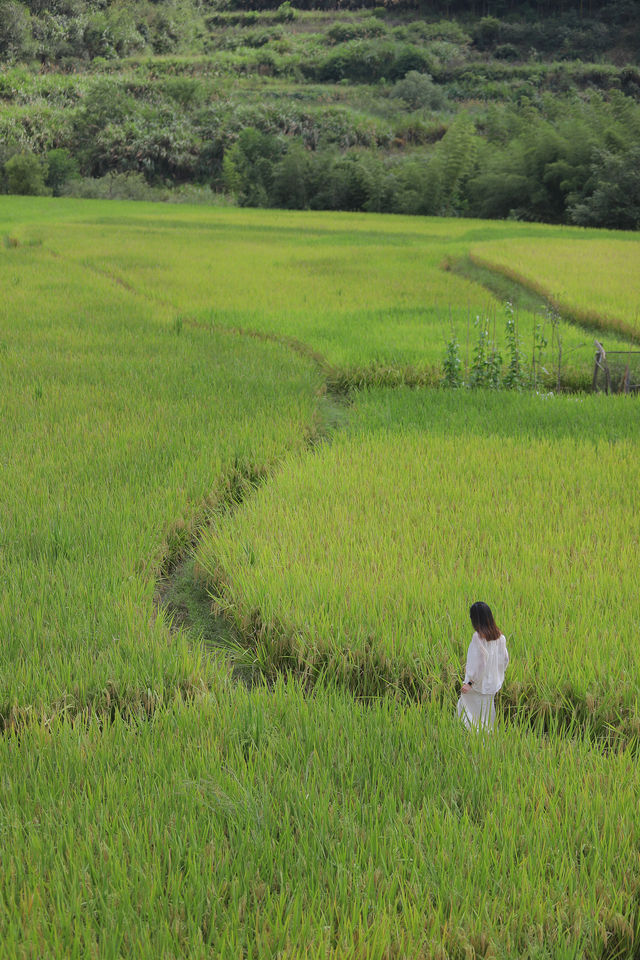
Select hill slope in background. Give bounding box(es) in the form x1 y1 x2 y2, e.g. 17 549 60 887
1 0 639 225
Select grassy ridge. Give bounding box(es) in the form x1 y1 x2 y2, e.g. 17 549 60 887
199 389 640 737
2 683 639 959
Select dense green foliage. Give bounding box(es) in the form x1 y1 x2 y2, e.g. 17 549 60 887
1 1 640 226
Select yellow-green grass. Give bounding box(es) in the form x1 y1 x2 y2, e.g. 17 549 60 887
199 388 640 736
6 199 635 386
471 236 640 342
0 235 319 718
2 683 639 960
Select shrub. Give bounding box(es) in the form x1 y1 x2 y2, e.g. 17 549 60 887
442 336 463 388
62 172 156 201
0 1 33 59
272 140 312 209
162 77 205 106
326 20 386 45
472 16 502 51
570 146 640 231
274 1 296 23
45 148 79 196
306 41 433 85
4 152 49 196
494 43 519 61
392 71 445 111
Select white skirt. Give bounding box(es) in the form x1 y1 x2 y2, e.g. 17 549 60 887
457 690 496 731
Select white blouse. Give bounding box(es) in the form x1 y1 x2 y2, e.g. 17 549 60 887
464 632 509 696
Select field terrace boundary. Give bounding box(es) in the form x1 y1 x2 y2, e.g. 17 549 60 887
467 250 640 346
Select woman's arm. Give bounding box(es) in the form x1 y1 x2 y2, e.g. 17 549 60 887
462 636 481 692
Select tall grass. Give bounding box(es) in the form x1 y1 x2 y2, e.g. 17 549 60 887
3 197 640 956
14 201 635 387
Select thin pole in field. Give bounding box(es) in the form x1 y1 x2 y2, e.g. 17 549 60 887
466 300 470 380
532 310 537 389
557 337 562 390
492 305 497 377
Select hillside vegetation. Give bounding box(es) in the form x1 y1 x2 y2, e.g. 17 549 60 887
1 0 639 226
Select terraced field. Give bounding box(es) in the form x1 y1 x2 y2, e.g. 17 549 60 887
5 199 636 384
2 197 639 958
470 236 640 341
201 389 640 739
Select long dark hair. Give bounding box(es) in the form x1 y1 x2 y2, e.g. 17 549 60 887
470 601 501 642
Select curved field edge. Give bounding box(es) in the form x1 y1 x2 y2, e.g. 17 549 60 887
196 388 640 744
2 685 640 959
469 240 640 344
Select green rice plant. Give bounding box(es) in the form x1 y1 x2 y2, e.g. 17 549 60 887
198 388 640 738
10 197 628 723
0 224 319 719
21 202 632 390
1 683 639 959
3 195 640 956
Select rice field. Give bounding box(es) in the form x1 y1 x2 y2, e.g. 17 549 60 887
0 221 319 717
2 196 640 957
3 684 640 959
4 199 636 385
470 236 640 341
198 388 640 737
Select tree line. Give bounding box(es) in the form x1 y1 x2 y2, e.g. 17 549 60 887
221 96 640 228
2 80 639 229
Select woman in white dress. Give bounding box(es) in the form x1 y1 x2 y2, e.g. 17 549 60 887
457 601 509 731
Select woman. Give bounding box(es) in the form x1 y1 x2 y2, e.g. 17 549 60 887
457 601 509 731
